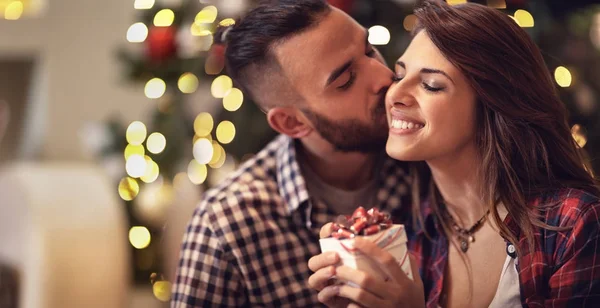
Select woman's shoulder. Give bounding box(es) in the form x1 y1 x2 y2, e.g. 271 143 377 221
534 187 600 231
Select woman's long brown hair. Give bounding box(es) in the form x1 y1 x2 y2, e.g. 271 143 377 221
410 0 600 253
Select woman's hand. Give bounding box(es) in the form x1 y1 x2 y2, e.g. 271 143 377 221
309 236 425 308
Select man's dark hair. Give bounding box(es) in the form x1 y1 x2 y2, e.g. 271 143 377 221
215 0 331 108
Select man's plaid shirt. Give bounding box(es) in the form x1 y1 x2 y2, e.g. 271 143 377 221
409 188 600 307
171 135 411 307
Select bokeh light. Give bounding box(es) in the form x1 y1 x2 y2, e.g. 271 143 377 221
555 66 572 88
191 23 212 36
219 18 236 27
223 88 244 111
211 75 233 98
187 160 208 185
118 177 140 201
134 0 154 10
403 15 417 32
194 112 214 136
146 132 166 154
127 22 149 43
154 9 175 27
129 226 151 249
195 5 218 24
487 0 506 9
125 144 145 160
126 154 148 178
216 121 236 144
193 138 214 164
178 73 199 94
5 1 23 20
447 0 466 5
140 159 160 183
144 78 166 99
368 26 391 46
126 121 147 145
153 281 172 302
572 124 588 148
514 9 534 28
209 141 224 165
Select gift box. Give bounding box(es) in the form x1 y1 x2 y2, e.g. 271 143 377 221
319 207 413 282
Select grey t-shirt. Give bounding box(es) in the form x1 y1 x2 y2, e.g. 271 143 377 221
300 159 379 215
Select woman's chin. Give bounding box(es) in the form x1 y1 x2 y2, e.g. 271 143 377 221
385 142 423 161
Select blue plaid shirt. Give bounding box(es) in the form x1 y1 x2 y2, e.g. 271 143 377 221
171 135 412 307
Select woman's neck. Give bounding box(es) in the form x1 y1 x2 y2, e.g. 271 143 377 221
427 143 487 226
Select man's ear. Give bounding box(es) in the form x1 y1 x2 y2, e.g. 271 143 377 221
267 107 312 138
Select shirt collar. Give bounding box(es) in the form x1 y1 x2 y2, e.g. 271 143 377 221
275 136 310 215
275 135 412 217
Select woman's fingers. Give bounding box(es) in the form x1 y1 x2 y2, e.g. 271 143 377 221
308 251 339 272
308 265 336 291
320 222 334 238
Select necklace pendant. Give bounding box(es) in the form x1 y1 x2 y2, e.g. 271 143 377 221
460 239 469 253
468 235 475 243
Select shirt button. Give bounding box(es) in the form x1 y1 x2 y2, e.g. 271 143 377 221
506 243 517 258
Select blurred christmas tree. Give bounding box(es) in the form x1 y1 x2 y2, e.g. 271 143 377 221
94 0 599 302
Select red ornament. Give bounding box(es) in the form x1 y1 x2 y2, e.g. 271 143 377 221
146 26 178 63
327 0 354 14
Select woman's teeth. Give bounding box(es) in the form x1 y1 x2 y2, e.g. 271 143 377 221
390 119 424 130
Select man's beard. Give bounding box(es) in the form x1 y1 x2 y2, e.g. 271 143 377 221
301 98 388 153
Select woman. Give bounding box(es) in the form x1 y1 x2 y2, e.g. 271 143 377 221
308 1 600 307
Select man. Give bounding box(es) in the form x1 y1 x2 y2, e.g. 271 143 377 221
171 1 411 306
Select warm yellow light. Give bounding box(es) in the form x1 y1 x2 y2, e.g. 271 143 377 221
487 0 506 9
187 160 208 185
193 138 214 164
190 23 213 36
178 73 199 94
195 6 218 24
5 1 23 20
447 0 467 4
125 144 145 160
134 0 154 9
216 121 236 144
145 78 166 99
508 15 520 26
194 112 214 136
127 22 149 43
118 177 140 201
571 124 587 148
126 154 148 178
198 34 214 51
211 75 233 98
368 25 390 46
153 281 172 302
514 9 534 28
154 9 175 27
223 88 244 111
209 144 226 169
146 132 166 154
141 159 160 183
219 18 236 27
126 121 147 145
209 141 223 165
403 15 417 32
193 134 212 144
555 66 572 88
129 226 151 249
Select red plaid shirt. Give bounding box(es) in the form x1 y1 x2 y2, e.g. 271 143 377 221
406 188 600 307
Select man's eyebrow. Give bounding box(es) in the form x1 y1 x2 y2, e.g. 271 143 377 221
326 60 353 87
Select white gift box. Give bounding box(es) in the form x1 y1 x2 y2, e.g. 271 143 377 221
319 224 413 282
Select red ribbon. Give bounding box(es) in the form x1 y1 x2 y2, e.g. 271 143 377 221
330 207 392 239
